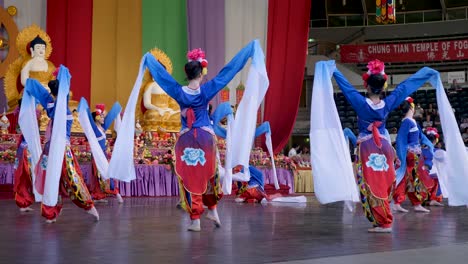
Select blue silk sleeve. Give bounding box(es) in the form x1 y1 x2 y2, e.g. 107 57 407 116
25 78 55 117
202 41 255 101
343 127 357 147
211 102 233 139
421 148 434 170
384 67 438 111
145 54 182 100
255 122 270 137
103 102 122 131
395 119 411 183
333 69 366 112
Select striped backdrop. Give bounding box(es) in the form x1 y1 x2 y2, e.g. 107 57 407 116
0 0 310 153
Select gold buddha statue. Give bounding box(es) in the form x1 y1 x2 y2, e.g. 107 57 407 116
136 48 181 133
5 24 55 112
5 24 82 132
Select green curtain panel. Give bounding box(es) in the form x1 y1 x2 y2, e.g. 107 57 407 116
142 0 188 83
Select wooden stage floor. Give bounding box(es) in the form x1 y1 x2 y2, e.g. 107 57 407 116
1 196 468 264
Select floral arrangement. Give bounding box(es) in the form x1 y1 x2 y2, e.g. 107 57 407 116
0 134 19 143
0 149 16 163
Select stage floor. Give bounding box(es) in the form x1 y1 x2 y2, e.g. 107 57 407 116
1 196 468 264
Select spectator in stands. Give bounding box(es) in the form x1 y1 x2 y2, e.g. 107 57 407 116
462 127 468 146
460 118 468 130
288 143 301 157
389 127 398 144
425 103 437 117
450 79 462 93
433 113 441 129
414 103 424 124
423 114 433 128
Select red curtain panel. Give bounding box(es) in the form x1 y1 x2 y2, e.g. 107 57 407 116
264 0 311 153
46 0 93 102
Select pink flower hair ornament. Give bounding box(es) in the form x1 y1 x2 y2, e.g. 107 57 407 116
362 59 388 87
187 48 208 75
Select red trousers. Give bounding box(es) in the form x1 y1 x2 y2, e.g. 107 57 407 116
180 177 223 220
14 149 35 209
239 187 266 203
90 161 119 200
394 153 440 206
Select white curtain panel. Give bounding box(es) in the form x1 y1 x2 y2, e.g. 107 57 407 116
225 0 268 106
5 0 47 31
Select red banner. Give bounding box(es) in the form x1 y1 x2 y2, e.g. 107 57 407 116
340 39 468 63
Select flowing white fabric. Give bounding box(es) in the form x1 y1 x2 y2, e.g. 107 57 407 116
264 132 279 189
225 41 270 194
114 113 122 134
42 66 70 206
309 61 360 204
270 196 307 203
430 75 468 206
77 98 109 179
106 57 146 182
433 150 449 198
18 86 42 202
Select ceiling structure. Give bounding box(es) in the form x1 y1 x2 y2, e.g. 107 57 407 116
309 0 468 74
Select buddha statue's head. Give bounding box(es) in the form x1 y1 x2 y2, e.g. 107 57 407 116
29 35 47 59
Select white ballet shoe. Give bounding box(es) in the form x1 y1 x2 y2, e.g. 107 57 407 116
414 204 430 213
87 206 100 221
45 218 56 224
116 194 124 204
368 227 392 233
429 200 444 206
187 219 201 232
234 197 245 203
393 204 409 213
206 208 221 227
19 207 34 212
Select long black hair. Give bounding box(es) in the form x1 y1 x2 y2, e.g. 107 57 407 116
400 100 413 115
367 74 386 95
184 61 202 81
48 80 59 96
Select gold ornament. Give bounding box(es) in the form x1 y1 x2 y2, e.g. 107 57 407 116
136 48 174 125
7 6 17 16
4 24 53 112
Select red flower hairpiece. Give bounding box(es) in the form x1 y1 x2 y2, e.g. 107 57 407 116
363 59 387 87
367 59 385 75
187 48 205 62
95 104 105 114
406 97 414 104
426 127 439 138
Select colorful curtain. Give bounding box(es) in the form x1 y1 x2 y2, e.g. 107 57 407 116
376 0 396 24
46 0 93 102
186 0 225 107
263 0 311 153
225 0 268 105
142 0 188 84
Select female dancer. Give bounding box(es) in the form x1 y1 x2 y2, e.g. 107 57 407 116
21 66 99 223
333 60 438 232
393 97 432 213
144 40 258 231
85 103 124 203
